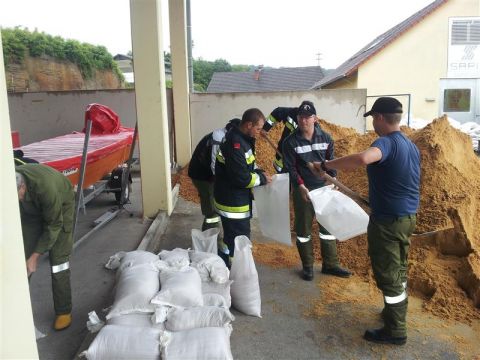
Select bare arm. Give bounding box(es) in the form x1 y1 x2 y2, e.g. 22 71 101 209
325 147 382 170
308 147 382 178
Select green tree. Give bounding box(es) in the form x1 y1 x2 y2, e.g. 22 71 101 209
192 57 233 92
1 27 123 82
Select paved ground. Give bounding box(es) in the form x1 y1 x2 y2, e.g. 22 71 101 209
28 175 480 359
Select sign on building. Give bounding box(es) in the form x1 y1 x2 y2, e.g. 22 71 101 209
448 17 480 78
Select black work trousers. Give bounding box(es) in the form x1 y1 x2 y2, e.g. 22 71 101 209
218 216 251 268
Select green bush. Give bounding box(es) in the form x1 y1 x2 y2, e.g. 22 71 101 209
1 27 123 82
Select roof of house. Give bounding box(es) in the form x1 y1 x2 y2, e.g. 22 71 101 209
113 54 132 61
206 66 325 93
312 0 448 89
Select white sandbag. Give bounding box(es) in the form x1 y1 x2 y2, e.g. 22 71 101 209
202 280 232 308
190 250 230 284
158 248 190 270
230 236 261 317
191 228 219 254
203 293 228 308
309 186 369 241
161 325 233 360
151 267 203 308
152 305 171 324
105 250 159 272
165 306 234 332
107 313 164 330
252 173 292 245
83 325 162 360
106 263 160 319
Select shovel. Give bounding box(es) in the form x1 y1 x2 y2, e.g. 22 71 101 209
262 133 452 238
306 162 454 238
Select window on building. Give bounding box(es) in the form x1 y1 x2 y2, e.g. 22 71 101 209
443 89 471 112
451 20 480 45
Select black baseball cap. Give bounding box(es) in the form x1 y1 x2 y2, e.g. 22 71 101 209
364 97 403 117
297 100 316 116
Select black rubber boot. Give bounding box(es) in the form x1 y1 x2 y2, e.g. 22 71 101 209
301 266 314 281
321 266 352 278
364 328 407 345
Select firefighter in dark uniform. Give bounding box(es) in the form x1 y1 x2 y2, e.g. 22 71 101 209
309 97 420 345
188 118 241 231
282 101 351 281
214 108 271 267
262 104 303 173
16 164 75 331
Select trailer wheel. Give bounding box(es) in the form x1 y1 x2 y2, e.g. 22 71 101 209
110 167 132 204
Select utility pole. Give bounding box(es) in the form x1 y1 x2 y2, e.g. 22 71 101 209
316 52 322 67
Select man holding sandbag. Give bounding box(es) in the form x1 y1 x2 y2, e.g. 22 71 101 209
282 101 352 281
309 97 420 346
214 108 271 268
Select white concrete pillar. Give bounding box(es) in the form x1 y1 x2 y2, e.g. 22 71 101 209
130 0 173 216
0 35 39 359
169 0 192 166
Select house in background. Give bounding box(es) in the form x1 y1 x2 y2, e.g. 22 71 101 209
114 53 172 85
207 66 325 93
312 0 480 125
114 54 134 84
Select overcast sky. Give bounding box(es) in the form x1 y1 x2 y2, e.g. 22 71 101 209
0 0 433 69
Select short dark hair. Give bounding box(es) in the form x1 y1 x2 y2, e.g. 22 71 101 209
241 108 265 126
383 113 402 124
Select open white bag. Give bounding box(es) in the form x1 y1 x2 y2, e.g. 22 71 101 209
191 228 219 254
252 173 291 246
309 186 369 241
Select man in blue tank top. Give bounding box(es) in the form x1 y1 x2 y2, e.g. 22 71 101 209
309 97 420 345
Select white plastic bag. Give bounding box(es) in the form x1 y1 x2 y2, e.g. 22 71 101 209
309 186 369 241
191 228 220 254
83 325 162 360
86 311 104 333
252 173 292 245
106 263 160 319
230 236 261 317
190 250 230 284
165 306 234 331
158 248 190 270
161 325 233 360
151 267 204 308
202 280 232 308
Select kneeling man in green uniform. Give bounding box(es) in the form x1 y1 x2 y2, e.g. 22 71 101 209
16 164 75 330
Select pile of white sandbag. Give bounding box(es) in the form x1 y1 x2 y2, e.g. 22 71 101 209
82 229 261 360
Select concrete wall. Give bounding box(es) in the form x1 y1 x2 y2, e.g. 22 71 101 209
7 88 175 162
357 0 480 121
189 89 367 148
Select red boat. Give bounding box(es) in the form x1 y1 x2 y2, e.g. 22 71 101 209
15 104 135 190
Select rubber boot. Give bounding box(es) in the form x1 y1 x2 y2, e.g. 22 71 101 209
320 240 352 277
296 240 314 281
383 298 408 338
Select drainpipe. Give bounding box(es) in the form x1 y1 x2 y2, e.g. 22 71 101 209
186 0 193 91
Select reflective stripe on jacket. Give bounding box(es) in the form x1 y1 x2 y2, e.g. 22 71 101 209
282 123 337 191
262 107 300 171
214 126 264 219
